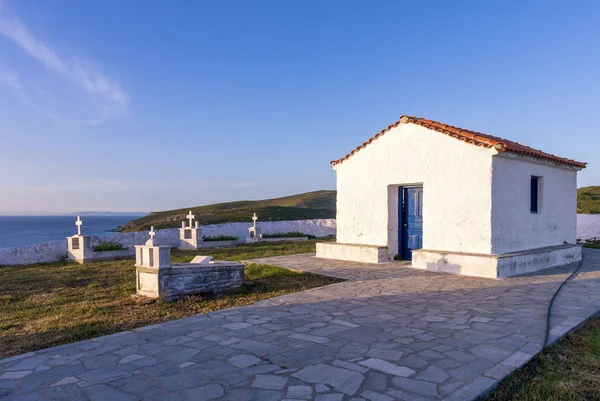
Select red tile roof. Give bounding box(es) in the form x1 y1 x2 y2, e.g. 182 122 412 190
331 115 587 169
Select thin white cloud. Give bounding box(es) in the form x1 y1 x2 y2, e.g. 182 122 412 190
0 4 129 123
0 66 69 122
0 66 19 88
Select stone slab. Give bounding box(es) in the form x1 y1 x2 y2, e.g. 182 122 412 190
3 249 600 401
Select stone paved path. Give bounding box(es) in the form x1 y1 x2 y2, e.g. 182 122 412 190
2 249 600 401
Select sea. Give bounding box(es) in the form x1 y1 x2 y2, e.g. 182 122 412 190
0 215 145 249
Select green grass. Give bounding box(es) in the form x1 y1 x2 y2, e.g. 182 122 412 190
119 190 336 232
262 231 315 239
583 240 600 249
578 186 600 214
485 317 600 401
202 235 238 241
92 239 128 252
0 240 339 359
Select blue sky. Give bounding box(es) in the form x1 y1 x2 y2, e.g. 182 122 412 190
0 0 598 215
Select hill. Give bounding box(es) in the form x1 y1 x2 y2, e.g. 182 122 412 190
578 186 600 214
69 212 147 216
118 185 597 232
118 190 336 232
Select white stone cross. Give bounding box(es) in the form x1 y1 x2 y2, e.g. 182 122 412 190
149 226 156 242
186 211 195 228
75 216 83 236
252 213 258 229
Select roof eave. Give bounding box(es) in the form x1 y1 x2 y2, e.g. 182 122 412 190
494 150 587 170
330 115 587 170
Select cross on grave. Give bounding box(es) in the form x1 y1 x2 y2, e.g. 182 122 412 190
149 226 156 243
247 213 261 242
75 216 83 236
186 211 195 228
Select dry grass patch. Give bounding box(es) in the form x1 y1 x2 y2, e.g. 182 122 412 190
0 240 339 359
485 316 600 401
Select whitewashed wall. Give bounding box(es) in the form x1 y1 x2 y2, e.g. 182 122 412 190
335 123 496 258
491 155 578 254
578 214 600 240
0 240 68 266
333 122 586 259
2 214 596 267
0 219 336 266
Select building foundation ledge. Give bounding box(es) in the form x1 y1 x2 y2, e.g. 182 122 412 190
411 244 583 278
316 242 388 264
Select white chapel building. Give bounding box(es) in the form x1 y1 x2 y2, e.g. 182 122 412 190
316 115 587 278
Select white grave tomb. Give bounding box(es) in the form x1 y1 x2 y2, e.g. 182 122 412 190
246 213 262 243
67 216 93 263
135 226 172 298
179 210 203 250
135 227 244 300
135 227 171 270
67 216 133 263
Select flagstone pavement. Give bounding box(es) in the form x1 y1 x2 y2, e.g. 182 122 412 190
2 249 600 401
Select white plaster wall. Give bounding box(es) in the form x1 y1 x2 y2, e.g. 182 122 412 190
198 219 336 241
335 123 495 257
316 242 388 264
412 244 582 278
496 245 582 278
2 212 594 266
94 229 180 249
0 219 336 266
491 155 578 254
0 240 68 266
578 214 600 240
411 249 498 278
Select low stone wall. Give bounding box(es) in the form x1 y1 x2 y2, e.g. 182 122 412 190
2 215 597 266
316 242 388 263
69 249 136 264
0 219 336 266
578 214 600 240
0 240 67 266
497 244 582 278
412 244 583 278
199 219 336 241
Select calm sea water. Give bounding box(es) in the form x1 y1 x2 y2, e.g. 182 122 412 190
0 215 144 248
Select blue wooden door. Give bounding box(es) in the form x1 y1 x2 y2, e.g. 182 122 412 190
400 187 423 259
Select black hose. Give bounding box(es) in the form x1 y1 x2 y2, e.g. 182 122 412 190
503 252 585 401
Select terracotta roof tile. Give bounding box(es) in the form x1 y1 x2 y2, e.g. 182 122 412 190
331 115 587 169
